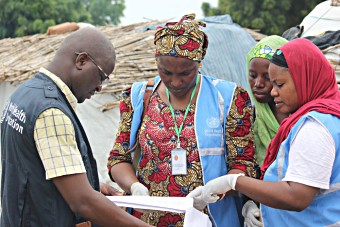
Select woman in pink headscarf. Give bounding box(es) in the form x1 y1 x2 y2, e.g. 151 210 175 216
189 38 340 226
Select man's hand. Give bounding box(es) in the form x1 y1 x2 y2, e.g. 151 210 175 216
100 182 123 196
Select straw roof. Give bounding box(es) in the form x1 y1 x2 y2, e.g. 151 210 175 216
0 20 265 111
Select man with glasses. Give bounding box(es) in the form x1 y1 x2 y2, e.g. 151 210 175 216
1 27 151 227
75 51 111 85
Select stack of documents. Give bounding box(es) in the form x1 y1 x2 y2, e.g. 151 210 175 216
107 196 212 227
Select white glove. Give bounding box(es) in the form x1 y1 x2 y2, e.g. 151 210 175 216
130 182 152 213
201 173 245 204
186 186 208 210
242 200 263 227
130 182 149 196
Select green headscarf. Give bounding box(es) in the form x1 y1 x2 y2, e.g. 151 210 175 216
246 35 288 166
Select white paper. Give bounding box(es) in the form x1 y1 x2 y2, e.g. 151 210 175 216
107 196 192 213
184 207 212 227
107 196 212 227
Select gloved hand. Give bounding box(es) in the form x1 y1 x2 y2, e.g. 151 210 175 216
187 173 244 209
186 186 208 210
201 173 244 204
242 200 263 227
130 182 149 196
130 182 152 213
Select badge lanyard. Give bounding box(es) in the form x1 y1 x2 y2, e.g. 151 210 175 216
165 75 200 149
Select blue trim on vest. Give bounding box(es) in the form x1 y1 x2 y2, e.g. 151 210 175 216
261 111 340 226
129 75 242 227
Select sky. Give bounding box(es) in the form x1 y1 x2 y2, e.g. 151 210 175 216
120 0 219 26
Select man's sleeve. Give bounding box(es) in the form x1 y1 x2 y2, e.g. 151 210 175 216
34 108 86 180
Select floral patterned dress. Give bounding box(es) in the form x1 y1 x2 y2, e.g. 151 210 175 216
108 85 259 227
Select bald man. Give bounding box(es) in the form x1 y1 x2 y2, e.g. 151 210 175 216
0 27 151 227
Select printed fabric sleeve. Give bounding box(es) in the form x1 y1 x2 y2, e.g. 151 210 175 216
34 108 86 180
107 88 134 179
225 85 260 178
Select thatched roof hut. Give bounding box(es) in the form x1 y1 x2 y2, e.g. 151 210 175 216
0 22 159 89
0 18 266 189
0 18 266 110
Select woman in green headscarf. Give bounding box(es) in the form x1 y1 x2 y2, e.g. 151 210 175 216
247 35 288 166
242 35 288 227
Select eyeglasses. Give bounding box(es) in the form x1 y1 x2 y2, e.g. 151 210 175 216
75 52 110 84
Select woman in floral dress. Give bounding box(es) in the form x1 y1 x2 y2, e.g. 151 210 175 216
107 13 259 227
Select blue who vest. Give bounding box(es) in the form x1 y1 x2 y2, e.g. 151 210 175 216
129 75 243 227
261 111 340 226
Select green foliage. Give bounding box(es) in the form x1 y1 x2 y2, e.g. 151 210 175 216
88 0 125 25
0 0 125 38
202 2 211 16
202 0 324 35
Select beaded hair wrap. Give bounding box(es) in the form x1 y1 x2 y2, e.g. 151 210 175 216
154 13 208 62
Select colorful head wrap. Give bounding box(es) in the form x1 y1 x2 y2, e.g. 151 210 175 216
248 35 287 62
154 13 208 62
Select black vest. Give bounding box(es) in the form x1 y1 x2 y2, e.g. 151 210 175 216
1 73 100 226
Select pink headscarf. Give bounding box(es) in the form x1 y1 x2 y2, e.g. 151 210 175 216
261 38 340 178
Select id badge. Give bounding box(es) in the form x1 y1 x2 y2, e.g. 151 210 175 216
171 147 187 175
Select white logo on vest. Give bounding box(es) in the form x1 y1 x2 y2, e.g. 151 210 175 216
1 100 26 134
205 117 222 137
